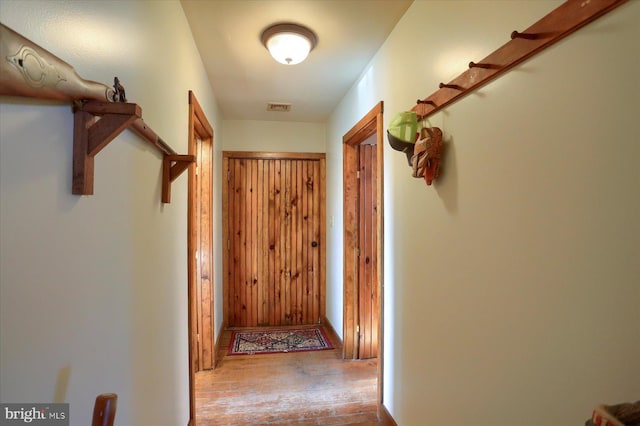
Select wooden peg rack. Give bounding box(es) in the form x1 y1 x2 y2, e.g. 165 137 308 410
412 0 627 119
72 100 194 203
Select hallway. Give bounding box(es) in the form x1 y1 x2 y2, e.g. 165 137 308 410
195 327 381 425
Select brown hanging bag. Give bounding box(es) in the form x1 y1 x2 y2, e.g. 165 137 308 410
411 127 443 185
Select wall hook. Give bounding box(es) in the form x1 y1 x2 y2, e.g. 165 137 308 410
511 30 558 40
511 30 542 40
469 61 500 69
439 83 463 90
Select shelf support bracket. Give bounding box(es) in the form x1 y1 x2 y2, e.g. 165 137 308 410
162 154 196 203
73 101 141 195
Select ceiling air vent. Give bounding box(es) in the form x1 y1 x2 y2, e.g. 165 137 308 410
267 102 292 112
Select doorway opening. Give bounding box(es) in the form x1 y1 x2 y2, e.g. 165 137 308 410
187 91 214 426
342 101 385 405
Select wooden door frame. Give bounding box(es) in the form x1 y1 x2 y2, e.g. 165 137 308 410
342 101 384 402
221 151 326 328
187 91 214 426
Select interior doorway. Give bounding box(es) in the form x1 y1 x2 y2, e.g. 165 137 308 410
342 101 385 401
186 91 214 426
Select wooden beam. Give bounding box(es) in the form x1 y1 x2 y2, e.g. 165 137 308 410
412 0 628 119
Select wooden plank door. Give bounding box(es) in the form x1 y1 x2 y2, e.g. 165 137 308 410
194 134 214 370
223 152 325 328
357 143 378 359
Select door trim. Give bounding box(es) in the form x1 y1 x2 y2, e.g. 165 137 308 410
187 91 214 426
342 101 384 402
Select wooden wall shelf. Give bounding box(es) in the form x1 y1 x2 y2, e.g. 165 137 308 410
72 100 194 203
0 24 192 203
412 0 627 120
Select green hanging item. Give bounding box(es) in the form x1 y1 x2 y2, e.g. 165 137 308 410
387 111 418 165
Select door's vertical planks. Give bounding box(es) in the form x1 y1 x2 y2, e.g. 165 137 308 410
358 144 368 358
274 160 282 326
236 159 247 326
245 159 253 326
297 160 305 324
368 145 376 358
370 145 379 357
256 159 263 325
199 137 214 369
289 161 296 324
303 161 311 324
260 160 270 326
361 144 374 359
293 160 302 324
283 160 292 325
342 142 359 359
250 159 258 327
226 158 233 326
244 160 251 327
195 139 203 368
231 159 238 326
312 160 321 324
357 143 379 359
319 157 326 323
267 160 275 326
222 156 230 328
300 160 307 324
300 161 308 324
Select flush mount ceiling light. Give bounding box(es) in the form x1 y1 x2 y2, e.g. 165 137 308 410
261 23 317 65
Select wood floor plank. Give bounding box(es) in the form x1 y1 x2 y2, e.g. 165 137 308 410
195 326 381 425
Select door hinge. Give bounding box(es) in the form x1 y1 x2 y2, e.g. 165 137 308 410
356 170 360 179
356 247 360 257
195 165 199 176
227 170 230 182
356 324 360 334
227 239 230 250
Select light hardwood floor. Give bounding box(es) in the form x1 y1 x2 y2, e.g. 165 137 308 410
195 326 381 425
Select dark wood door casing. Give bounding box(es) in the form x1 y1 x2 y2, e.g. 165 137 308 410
343 101 384 362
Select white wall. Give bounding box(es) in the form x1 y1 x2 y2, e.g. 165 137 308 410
222 119 325 153
0 1 222 425
327 1 640 425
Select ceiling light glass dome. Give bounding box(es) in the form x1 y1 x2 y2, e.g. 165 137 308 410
261 23 317 65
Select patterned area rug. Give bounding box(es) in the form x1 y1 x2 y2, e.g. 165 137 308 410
228 327 334 355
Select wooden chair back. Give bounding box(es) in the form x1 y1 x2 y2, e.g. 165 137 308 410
91 393 117 426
